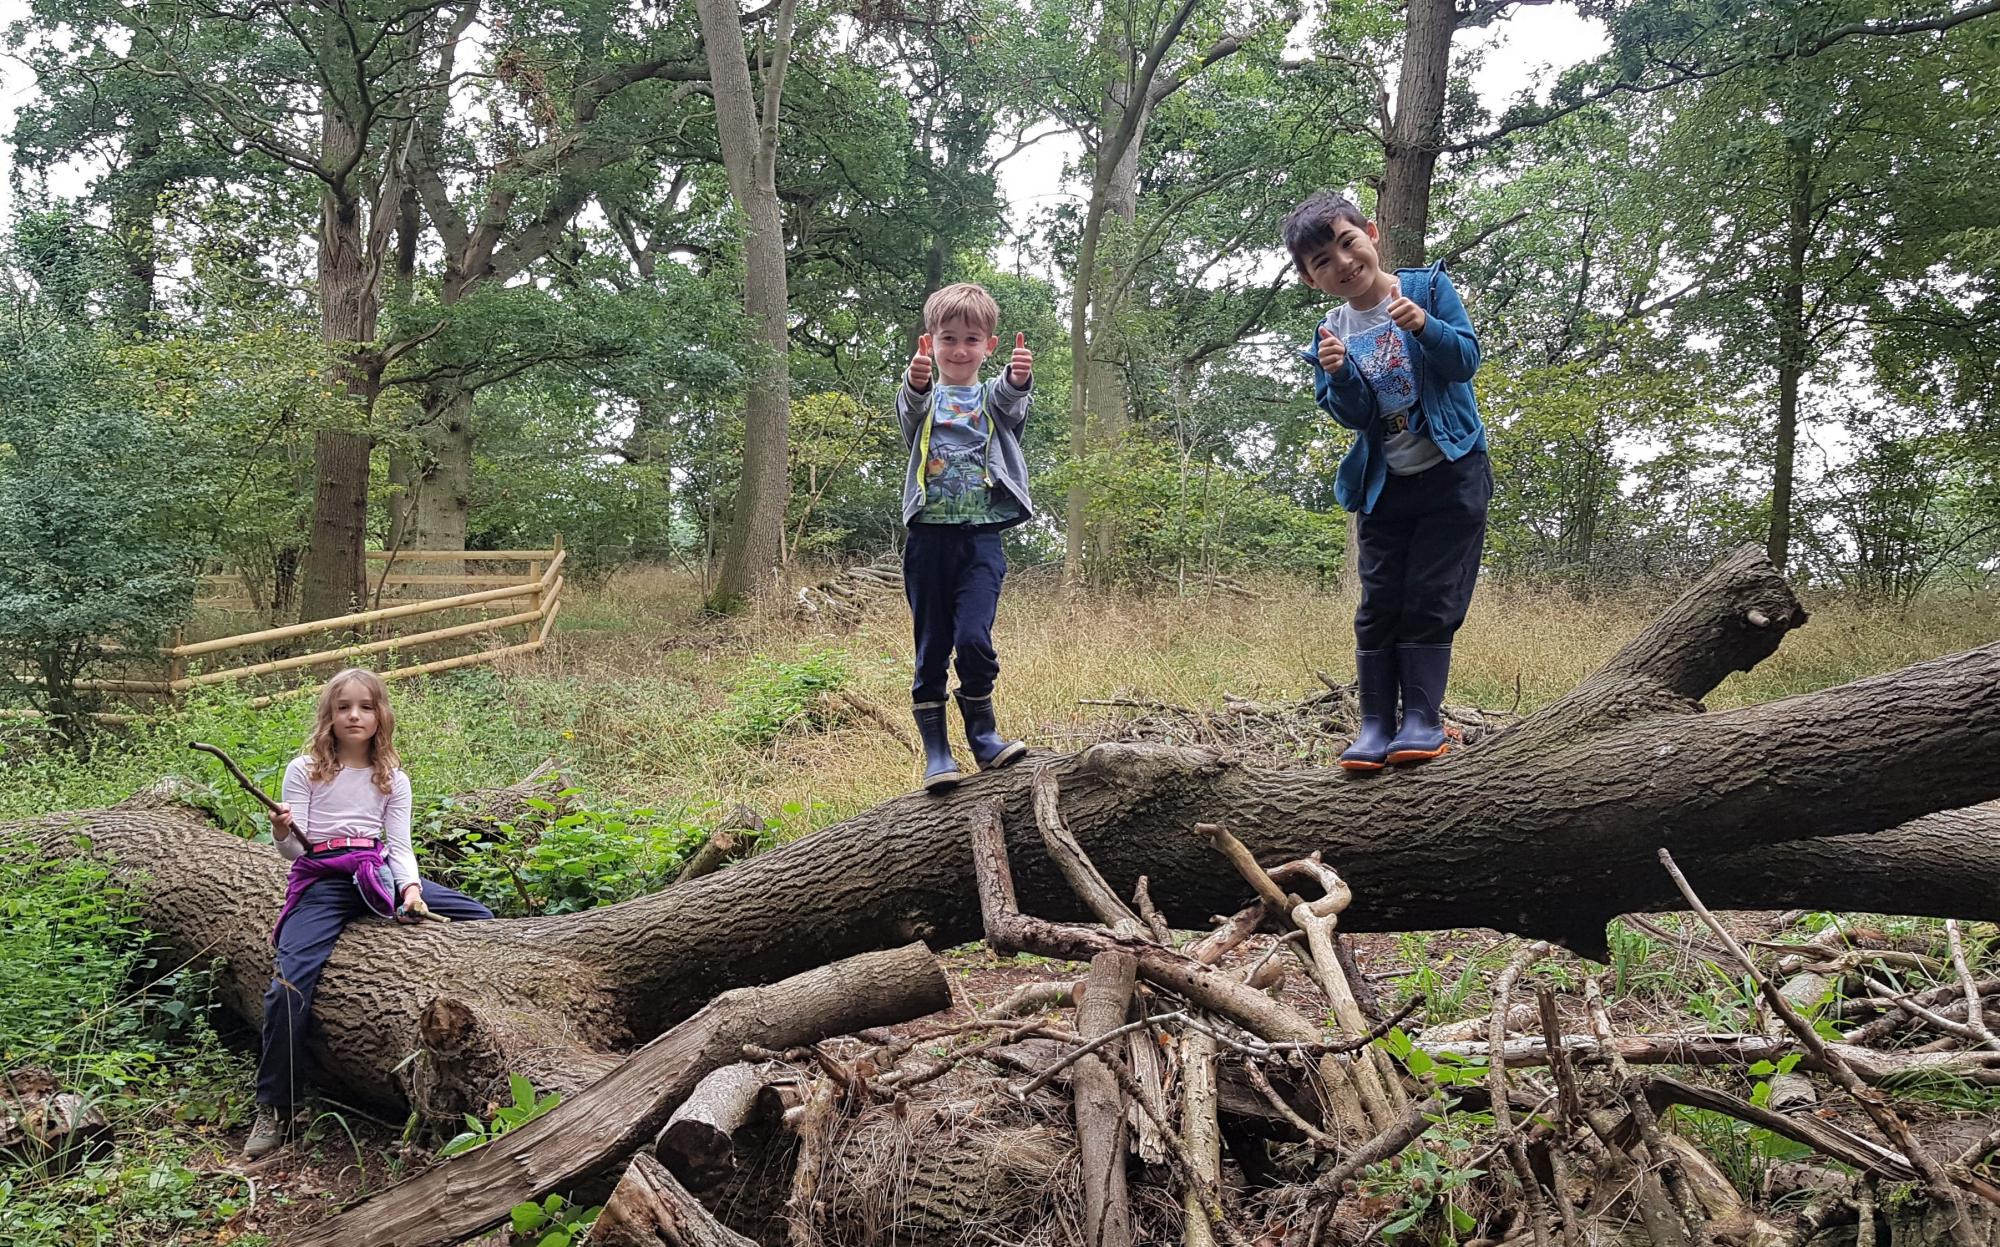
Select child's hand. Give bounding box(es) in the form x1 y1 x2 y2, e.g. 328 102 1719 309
1009 332 1033 386
271 803 297 841
1387 295 1427 334
397 885 430 924
1317 326 1347 372
907 334 933 392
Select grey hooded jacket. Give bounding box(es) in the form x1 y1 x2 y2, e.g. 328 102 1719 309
895 373 1035 529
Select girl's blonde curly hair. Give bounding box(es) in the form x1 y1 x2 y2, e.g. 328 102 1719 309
303 668 402 793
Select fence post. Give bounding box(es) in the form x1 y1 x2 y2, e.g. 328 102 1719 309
166 625 186 698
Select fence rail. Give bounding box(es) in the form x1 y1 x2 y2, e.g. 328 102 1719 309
65 536 565 704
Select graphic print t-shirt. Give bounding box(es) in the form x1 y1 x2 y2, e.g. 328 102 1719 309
1328 296 1443 476
916 383 1023 525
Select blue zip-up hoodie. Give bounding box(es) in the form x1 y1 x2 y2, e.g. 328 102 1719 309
1296 261 1486 514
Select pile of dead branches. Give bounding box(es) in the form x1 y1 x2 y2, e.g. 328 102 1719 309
302 763 2000 1247
795 553 903 628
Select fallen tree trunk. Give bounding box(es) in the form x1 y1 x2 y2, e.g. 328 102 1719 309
19 547 2000 1110
291 943 947 1247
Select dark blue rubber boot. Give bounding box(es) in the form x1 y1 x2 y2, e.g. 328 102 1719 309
1386 643 1453 764
913 701 963 791
955 692 1027 770
1339 648 1399 772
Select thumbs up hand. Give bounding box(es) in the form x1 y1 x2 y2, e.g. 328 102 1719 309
1009 332 1033 386
1317 325 1347 372
907 333 933 392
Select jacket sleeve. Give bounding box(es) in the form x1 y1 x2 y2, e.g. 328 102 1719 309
1314 355 1381 432
987 372 1032 433
276 756 309 861
896 382 929 446
1414 270 1481 382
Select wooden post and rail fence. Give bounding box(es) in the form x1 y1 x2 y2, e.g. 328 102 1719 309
40 537 565 713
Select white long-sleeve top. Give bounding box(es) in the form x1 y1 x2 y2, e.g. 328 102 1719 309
274 755 419 891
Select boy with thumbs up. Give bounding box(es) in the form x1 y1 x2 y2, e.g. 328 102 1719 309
895 282 1036 790
1284 191 1492 771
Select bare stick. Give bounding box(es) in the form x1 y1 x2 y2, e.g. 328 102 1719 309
188 742 283 816
1535 983 1582 1130
1489 940 1554 1247
1946 921 1996 1049
1659 848 1989 1239
1586 978 1709 1246
1181 1027 1221 1247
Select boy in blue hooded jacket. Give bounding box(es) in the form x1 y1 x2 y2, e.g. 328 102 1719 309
1285 190 1491 769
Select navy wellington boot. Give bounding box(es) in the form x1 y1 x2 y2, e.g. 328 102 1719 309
1338 648 1399 772
1385 643 1453 764
913 701 964 791
955 692 1027 770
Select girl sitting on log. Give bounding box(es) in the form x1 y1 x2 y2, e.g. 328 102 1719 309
246 667 494 1160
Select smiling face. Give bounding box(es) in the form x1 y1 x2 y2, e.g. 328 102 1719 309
1296 216 1390 303
928 316 999 386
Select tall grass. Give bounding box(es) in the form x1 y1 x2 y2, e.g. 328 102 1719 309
3 567 1994 841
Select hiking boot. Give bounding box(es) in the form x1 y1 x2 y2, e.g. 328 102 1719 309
955 692 1027 771
913 701 963 791
1339 648 1399 771
1385 643 1453 764
244 1105 289 1160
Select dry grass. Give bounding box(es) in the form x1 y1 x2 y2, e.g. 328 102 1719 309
486 564 1998 836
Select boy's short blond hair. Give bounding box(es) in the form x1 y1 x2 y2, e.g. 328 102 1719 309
923 282 1001 336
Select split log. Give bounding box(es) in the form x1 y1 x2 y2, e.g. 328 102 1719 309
19 546 2000 1110
291 943 947 1247
1075 951 1137 1247
656 1063 780 1189
589 1153 756 1247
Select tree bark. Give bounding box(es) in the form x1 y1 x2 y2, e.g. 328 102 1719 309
299 78 387 622
592 1153 758 1247
293 943 946 1247
1377 0 1453 268
698 0 799 612
22 548 2000 1111
409 386 475 562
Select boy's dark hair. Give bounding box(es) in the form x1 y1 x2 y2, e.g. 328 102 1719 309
1281 191 1370 272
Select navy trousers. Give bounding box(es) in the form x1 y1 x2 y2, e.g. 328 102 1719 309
1353 449 1491 650
256 877 493 1108
903 523 1006 704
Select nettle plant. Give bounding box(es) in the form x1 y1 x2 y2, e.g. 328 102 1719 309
433 791 724 916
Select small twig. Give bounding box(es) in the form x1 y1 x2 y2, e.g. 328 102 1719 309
1240 1059 1341 1150
1659 848 1989 1239
1010 1010 1191 1101
1242 930 1305 984
1133 875 1174 945
1307 1095 1445 1195
1862 977 1992 1044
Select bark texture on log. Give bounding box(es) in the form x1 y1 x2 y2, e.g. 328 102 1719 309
291 943 947 1247
20 548 2000 1109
